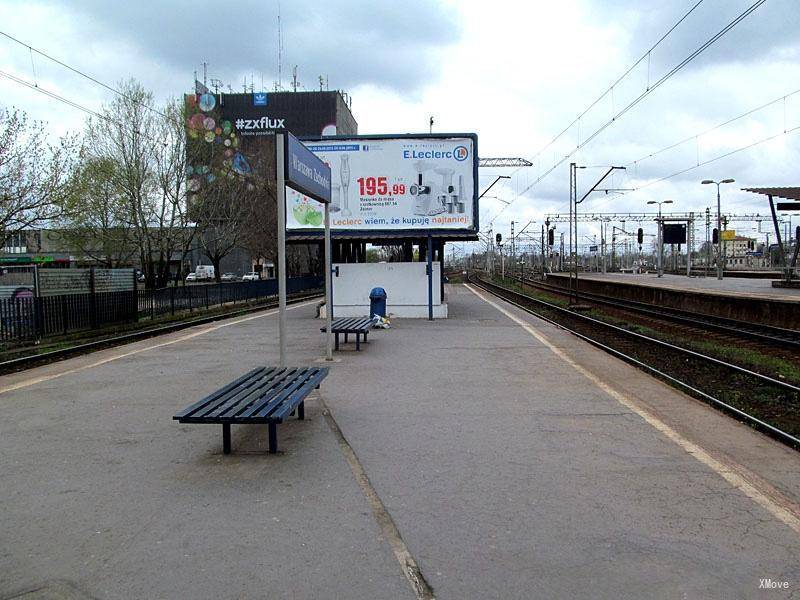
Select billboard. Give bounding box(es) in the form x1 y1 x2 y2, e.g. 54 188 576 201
285 134 478 234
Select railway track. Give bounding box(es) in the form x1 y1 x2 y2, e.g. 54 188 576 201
469 274 800 448
516 275 800 349
0 291 323 375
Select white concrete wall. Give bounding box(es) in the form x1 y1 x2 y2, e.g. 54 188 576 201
329 262 446 318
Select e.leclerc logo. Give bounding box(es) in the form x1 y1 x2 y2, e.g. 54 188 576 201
402 145 470 161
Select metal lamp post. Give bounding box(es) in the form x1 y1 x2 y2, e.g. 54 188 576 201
701 178 735 280
647 200 673 277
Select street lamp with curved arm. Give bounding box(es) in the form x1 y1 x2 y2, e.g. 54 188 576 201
701 178 735 280
647 200 673 277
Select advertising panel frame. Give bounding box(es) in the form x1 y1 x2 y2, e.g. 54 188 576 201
285 132 479 241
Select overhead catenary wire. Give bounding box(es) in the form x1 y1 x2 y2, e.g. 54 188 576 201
583 125 800 214
496 0 767 218
0 29 172 122
0 68 105 121
0 68 173 148
528 0 706 167
567 85 800 212
625 86 800 167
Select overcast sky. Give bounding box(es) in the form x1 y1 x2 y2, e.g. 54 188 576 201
1 0 798 249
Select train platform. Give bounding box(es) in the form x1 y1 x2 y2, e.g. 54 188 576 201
547 272 800 329
1 286 799 599
549 272 800 301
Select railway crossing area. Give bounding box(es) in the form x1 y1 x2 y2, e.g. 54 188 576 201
1 285 799 599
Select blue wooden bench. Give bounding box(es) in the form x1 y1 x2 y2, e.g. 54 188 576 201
174 366 329 454
320 317 377 351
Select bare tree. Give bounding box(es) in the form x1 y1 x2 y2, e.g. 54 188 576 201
0 107 77 243
193 176 257 282
83 81 194 288
239 178 279 272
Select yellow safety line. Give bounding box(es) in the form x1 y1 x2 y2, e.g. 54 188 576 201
466 283 800 536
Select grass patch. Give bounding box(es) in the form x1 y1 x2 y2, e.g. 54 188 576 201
689 341 800 383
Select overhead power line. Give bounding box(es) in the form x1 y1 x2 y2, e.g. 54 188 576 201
528 0 706 167
494 0 766 219
0 29 172 121
627 86 800 168
0 68 174 148
0 68 105 121
589 125 800 209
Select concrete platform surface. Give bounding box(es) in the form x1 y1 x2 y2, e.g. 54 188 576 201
551 272 800 301
1 286 799 599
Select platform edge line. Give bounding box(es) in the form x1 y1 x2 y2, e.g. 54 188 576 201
465 283 800 537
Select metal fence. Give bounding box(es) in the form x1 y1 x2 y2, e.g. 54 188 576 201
0 276 323 344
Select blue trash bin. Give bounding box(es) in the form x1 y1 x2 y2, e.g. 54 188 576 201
369 287 387 318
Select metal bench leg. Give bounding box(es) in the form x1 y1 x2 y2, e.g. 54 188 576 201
356 333 360 351
268 423 278 454
223 424 231 455
298 401 305 420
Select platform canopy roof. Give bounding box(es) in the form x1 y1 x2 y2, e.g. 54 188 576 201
741 187 800 200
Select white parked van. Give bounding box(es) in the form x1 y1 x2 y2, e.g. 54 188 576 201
195 265 215 280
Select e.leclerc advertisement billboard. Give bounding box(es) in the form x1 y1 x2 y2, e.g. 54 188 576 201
285 134 478 233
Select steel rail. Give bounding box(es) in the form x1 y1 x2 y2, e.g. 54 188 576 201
469 275 800 448
517 275 800 349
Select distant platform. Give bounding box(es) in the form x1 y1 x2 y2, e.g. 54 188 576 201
546 272 800 329
549 272 800 301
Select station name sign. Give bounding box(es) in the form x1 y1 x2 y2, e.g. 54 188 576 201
285 133 331 204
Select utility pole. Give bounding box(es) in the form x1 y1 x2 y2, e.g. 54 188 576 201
540 224 546 279
510 221 515 281
570 163 626 303
701 178 735 280
569 163 578 303
705 207 711 276
611 229 616 271
600 219 607 274
722 215 729 273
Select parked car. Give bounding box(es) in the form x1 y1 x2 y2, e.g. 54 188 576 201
242 272 260 281
221 272 238 282
185 272 197 282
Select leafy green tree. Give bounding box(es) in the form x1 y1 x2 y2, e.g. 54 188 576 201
59 154 136 267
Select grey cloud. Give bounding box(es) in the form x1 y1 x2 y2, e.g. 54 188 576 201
588 0 800 73
44 0 462 94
